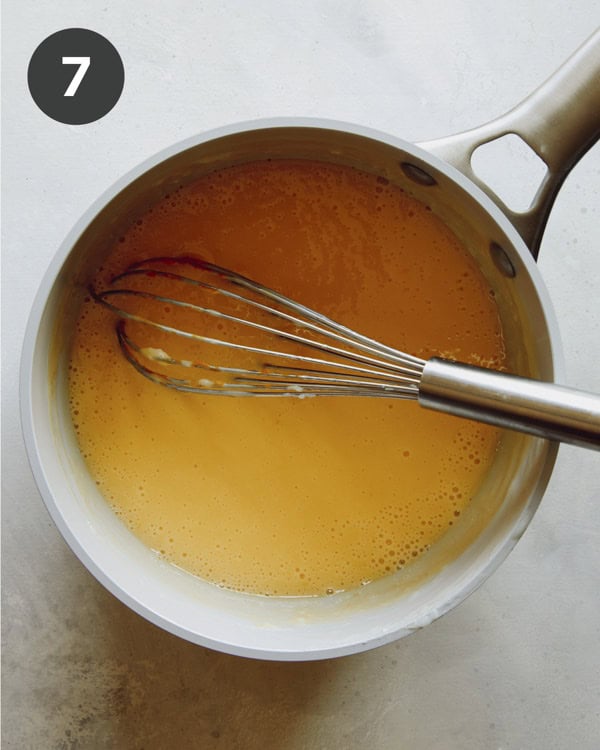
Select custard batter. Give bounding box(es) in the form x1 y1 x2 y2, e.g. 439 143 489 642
68 160 506 596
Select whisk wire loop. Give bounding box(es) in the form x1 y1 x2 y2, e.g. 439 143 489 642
90 256 425 398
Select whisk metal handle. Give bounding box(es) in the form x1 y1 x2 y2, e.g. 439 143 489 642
419 358 600 450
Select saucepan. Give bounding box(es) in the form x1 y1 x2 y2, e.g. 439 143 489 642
21 31 600 659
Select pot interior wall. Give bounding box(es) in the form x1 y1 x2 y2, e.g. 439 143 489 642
32 125 558 657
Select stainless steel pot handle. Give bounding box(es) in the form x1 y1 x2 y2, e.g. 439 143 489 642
420 28 600 258
420 359 600 451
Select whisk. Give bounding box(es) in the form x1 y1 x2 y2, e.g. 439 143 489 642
91 256 600 451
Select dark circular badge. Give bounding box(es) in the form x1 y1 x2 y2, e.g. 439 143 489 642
28 28 124 125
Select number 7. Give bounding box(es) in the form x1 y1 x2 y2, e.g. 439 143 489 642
62 56 91 97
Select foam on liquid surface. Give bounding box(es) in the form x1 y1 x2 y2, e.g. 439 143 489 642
68 160 506 597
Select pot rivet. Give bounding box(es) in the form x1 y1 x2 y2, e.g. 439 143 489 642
400 162 437 186
490 242 516 278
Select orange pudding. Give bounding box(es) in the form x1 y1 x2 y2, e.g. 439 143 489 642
68 159 506 596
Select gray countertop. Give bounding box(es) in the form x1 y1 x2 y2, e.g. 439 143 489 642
2 2 599 748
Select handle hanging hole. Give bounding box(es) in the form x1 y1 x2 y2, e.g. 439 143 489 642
471 134 548 214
